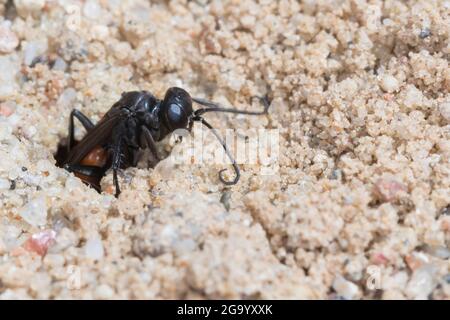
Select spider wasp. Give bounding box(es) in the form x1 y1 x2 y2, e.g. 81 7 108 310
58 87 269 197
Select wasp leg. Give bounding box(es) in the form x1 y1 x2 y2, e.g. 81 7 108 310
110 139 124 198
63 163 104 192
68 109 95 151
112 169 120 197
140 126 160 162
131 148 141 167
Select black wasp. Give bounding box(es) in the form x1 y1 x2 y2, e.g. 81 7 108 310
59 87 269 197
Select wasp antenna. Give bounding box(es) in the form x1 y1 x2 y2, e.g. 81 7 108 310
194 116 240 185
193 95 270 117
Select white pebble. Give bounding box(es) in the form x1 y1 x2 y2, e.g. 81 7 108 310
405 266 436 299
6 110 20 126
24 125 37 138
425 245 450 259
0 84 16 100
94 284 114 299
439 102 450 121
18 196 48 227
0 56 19 99
91 25 109 40
380 74 399 93
65 176 83 191
14 0 46 18
57 88 77 109
161 225 177 243
332 275 359 299
23 40 48 66
83 0 102 20
36 159 53 173
51 228 79 252
0 22 19 53
0 178 10 189
84 236 104 260
112 41 131 61
403 85 423 109
240 15 256 28
1 225 23 250
43 254 65 268
52 57 67 71
174 239 197 254
0 119 13 140
21 172 41 185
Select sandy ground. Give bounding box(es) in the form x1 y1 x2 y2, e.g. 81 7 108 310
0 0 449 299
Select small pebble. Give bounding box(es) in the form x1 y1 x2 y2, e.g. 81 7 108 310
84 235 104 260
424 245 450 259
0 102 15 117
51 57 67 71
439 102 450 122
405 266 436 299
419 28 431 39
91 25 109 40
0 177 10 189
23 40 48 66
112 42 132 61
332 275 359 300
14 0 46 18
83 0 102 20
57 88 77 109
65 176 84 191
240 15 256 28
403 85 423 108
51 214 72 232
370 252 389 266
380 74 399 93
23 230 56 256
94 284 114 299
174 239 197 254
0 56 19 99
0 22 19 54
161 225 177 243
43 253 65 268
330 169 342 180
18 196 48 227
373 179 407 202
405 252 429 271
50 228 79 252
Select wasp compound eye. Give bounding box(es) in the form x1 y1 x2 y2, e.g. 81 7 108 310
169 103 182 121
167 103 188 129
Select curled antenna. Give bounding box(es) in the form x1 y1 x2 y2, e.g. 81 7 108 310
190 95 271 185
193 116 240 185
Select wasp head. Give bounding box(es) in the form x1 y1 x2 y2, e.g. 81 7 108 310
160 87 193 132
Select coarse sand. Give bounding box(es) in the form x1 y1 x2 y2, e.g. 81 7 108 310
0 0 449 299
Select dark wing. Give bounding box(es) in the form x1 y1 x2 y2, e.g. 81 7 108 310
64 107 125 165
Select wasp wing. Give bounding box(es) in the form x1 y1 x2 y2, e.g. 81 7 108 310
65 107 125 165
